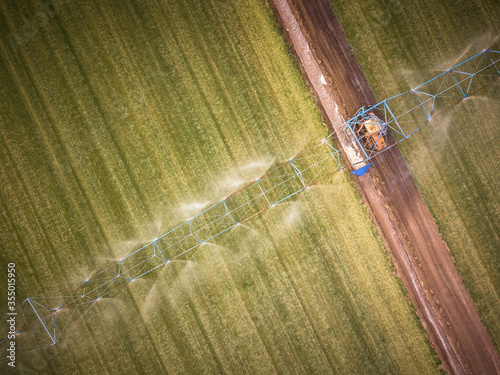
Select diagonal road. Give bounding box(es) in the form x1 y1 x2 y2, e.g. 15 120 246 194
270 0 500 373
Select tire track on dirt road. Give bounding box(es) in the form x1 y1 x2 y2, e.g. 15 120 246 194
269 0 500 373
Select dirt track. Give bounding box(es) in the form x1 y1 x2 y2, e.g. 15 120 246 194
270 0 500 373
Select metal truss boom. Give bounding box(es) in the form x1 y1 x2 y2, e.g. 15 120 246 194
1 49 498 353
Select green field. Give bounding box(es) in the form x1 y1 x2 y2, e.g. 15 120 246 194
0 0 443 373
331 0 500 349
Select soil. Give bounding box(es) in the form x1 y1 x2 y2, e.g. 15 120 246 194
269 0 500 373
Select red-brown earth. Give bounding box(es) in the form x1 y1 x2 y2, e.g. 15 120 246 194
270 0 500 373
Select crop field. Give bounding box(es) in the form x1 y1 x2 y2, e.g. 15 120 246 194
0 0 444 374
331 0 500 349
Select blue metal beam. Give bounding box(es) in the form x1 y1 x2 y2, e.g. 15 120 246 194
2 49 498 352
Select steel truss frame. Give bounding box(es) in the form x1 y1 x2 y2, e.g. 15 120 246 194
1 49 498 353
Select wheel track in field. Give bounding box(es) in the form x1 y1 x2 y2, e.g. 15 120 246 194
269 0 500 373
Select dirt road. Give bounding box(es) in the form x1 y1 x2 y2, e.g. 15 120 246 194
270 0 500 373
